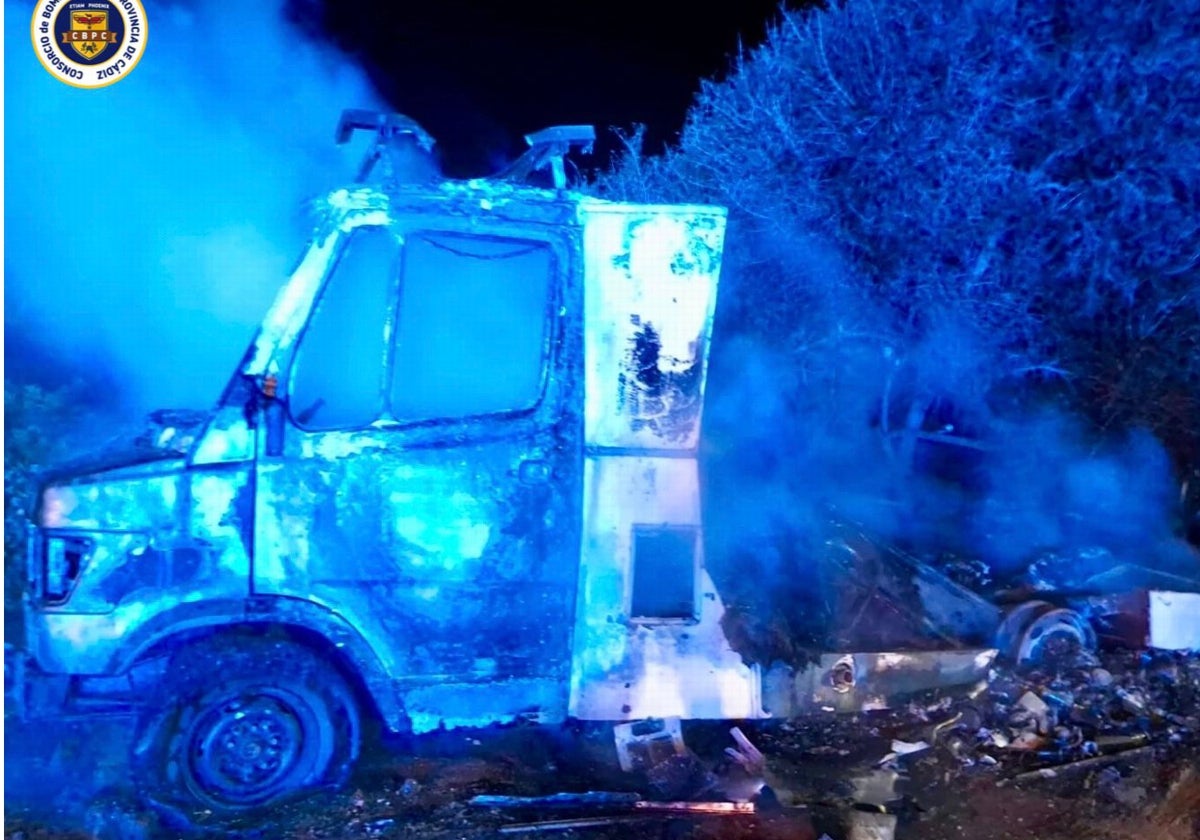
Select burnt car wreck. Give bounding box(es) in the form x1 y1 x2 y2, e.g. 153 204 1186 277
8 110 1200 837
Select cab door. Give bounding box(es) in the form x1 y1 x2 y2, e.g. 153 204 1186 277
252 223 582 708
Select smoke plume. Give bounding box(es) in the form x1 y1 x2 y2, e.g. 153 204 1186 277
698 226 1189 654
4 0 383 413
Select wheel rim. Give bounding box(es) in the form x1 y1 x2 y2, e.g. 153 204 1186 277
185 689 316 807
1029 627 1081 662
1015 607 1096 665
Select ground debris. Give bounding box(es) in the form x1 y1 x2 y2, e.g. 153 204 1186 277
1151 767 1200 832
632 801 755 814
495 815 665 834
469 791 643 810
7 651 1200 840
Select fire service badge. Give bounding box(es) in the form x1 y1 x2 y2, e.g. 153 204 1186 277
31 0 147 88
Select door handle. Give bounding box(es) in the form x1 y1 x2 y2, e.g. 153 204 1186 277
518 459 551 485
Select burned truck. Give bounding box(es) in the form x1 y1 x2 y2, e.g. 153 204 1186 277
16 111 996 814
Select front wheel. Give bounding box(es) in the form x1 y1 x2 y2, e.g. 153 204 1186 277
132 635 361 816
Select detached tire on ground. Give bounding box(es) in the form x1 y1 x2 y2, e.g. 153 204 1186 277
132 635 361 816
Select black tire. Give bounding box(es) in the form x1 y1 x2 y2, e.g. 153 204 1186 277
132 634 361 817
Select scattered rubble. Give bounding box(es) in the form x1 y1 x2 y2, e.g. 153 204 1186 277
6 647 1199 840
612 717 686 774
846 810 897 840
469 792 644 810
584 647 1200 837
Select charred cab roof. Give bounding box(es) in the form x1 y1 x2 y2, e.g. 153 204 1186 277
336 107 596 192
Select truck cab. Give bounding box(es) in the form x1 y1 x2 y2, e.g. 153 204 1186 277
22 111 762 812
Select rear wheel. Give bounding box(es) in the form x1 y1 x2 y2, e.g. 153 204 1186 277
132 634 361 816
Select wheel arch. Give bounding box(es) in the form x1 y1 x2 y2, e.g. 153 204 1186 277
113 596 406 731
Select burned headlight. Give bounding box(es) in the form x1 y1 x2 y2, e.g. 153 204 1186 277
42 533 94 605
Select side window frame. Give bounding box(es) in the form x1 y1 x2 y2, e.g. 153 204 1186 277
378 227 560 429
283 222 566 435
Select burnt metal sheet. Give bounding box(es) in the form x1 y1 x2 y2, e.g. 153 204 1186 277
252 420 582 731
762 649 997 716
579 203 725 451
825 527 1003 648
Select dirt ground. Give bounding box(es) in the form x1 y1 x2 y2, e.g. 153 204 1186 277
5 693 1198 840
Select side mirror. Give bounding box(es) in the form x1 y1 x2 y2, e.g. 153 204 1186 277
245 374 286 457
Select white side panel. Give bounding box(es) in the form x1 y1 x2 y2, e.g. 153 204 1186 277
569 454 764 721
579 203 725 450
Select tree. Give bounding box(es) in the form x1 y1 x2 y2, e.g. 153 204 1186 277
599 0 1200 475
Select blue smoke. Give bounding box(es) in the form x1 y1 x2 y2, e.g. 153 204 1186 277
4 0 382 412
700 226 1187 607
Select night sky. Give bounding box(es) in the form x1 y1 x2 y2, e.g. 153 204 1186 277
4 0 805 408
289 0 804 176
